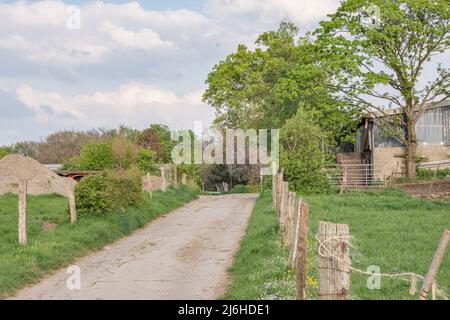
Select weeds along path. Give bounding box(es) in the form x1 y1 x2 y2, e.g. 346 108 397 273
12 194 258 300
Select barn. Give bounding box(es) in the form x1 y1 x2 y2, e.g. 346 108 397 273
338 99 450 182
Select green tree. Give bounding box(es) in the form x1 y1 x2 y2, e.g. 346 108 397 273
203 21 359 154
280 108 329 194
315 0 449 181
150 124 175 163
204 21 300 129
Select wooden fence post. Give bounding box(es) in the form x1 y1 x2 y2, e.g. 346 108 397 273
295 200 309 300
161 167 167 191
290 198 302 267
68 188 77 224
419 229 450 300
276 173 283 219
317 221 350 300
283 191 296 247
272 171 277 210
173 165 178 188
18 179 27 246
182 173 187 185
279 181 288 227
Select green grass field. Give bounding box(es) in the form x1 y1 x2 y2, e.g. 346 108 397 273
0 186 198 298
223 190 296 299
305 189 450 300
225 188 449 300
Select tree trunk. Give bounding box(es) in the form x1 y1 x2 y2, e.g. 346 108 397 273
405 117 417 182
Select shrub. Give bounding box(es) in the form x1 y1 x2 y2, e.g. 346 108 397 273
417 168 450 181
72 140 114 170
65 137 145 171
280 108 329 194
111 136 140 169
75 169 143 215
137 148 157 173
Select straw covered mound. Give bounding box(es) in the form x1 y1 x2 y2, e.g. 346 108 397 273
0 154 77 197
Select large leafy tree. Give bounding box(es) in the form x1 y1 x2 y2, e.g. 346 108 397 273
203 21 301 129
203 21 359 155
316 0 449 181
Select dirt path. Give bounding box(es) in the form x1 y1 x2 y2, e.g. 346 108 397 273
12 193 258 300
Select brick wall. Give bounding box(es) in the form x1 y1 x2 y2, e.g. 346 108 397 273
373 146 450 179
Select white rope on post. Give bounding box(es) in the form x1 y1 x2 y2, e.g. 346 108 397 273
316 234 448 300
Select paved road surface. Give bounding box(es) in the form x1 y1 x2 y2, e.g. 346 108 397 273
12 194 258 300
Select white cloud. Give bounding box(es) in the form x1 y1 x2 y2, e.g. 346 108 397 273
0 0 343 144
15 83 215 130
100 21 175 50
204 0 340 31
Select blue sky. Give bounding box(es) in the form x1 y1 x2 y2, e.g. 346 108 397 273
0 0 206 10
1 0 445 146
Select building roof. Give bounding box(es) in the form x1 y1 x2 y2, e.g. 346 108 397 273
365 99 450 118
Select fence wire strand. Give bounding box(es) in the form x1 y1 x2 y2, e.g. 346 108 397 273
315 234 448 300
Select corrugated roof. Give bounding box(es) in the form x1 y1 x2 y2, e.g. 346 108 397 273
365 99 450 118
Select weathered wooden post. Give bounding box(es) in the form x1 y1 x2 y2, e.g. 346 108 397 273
419 229 450 300
290 198 302 267
181 173 187 185
173 165 178 188
161 166 167 191
317 221 351 300
283 191 296 247
279 181 288 227
18 179 27 246
68 188 77 224
295 200 309 300
272 172 277 210
276 173 283 219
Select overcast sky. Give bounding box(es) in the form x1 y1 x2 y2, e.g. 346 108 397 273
0 0 346 145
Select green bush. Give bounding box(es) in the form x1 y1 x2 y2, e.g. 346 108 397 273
65 137 143 171
280 107 330 194
75 169 143 215
417 168 450 181
71 140 114 170
137 148 157 173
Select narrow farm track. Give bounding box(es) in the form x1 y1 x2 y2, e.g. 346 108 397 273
12 194 258 300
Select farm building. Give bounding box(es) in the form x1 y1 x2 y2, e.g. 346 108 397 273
338 99 450 182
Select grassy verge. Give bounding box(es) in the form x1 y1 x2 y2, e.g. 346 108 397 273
223 190 296 299
0 186 198 298
305 189 450 300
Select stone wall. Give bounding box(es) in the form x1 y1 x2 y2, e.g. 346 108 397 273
373 146 450 179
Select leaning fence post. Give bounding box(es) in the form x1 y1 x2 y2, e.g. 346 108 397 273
317 221 350 300
419 229 450 300
295 200 309 300
18 179 27 246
